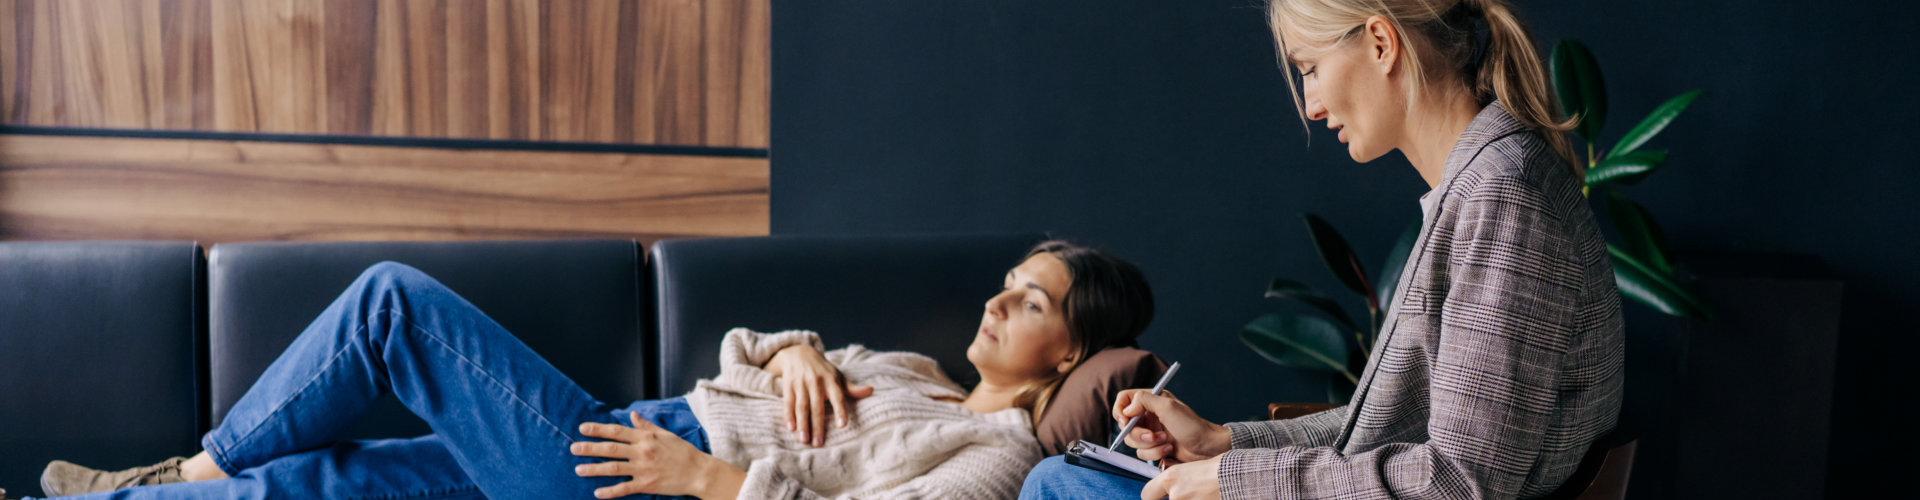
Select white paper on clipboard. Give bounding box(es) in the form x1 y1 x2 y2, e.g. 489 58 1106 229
1069 440 1161 480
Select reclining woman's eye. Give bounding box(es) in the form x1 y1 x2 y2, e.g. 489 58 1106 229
1025 302 1041 312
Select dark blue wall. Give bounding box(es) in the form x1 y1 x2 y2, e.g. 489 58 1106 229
770 1 1920 495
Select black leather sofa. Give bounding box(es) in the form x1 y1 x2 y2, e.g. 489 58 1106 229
205 240 653 441
650 233 1045 395
0 242 205 500
0 234 1045 498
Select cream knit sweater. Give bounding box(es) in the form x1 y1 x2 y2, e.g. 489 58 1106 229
683 329 1043 500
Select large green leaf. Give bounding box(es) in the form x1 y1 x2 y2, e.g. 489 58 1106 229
1603 191 1674 274
1265 279 1362 333
1300 213 1374 303
1327 373 1356 404
1611 90 1703 157
1609 245 1713 320
1585 150 1668 186
1551 39 1608 142
1374 219 1423 314
1240 313 1358 383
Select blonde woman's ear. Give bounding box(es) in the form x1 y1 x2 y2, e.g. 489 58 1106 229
1363 14 1401 73
1056 357 1076 375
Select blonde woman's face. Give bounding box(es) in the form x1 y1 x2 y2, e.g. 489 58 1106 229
1281 17 1407 163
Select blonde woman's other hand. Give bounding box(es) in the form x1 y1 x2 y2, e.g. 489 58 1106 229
1139 455 1222 500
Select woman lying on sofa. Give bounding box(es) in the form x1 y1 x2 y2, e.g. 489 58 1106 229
19 240 1154 500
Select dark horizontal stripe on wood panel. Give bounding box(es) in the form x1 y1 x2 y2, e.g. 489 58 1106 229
0 126 770 158
0 212 713 243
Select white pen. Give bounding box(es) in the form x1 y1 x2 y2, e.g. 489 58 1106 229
1109 361 1181 450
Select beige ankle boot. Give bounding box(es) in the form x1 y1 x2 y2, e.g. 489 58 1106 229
40 457 187 496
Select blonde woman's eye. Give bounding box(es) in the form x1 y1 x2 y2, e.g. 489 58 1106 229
1300 68 1317 78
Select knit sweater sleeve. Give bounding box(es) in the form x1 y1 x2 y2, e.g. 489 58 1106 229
711 328 827 397
733 434 1038 500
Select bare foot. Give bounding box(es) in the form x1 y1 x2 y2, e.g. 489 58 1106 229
179 452 229 482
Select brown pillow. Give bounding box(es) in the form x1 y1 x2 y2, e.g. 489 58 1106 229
1033 347 1169 456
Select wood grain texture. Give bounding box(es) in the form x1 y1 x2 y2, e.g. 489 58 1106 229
0 134 769 243
1 0 769 148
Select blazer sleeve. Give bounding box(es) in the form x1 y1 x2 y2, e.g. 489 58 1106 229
1215 171 1584 500
1222 405 1349 450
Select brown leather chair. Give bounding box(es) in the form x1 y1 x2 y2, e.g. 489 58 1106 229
1266 403 1636 500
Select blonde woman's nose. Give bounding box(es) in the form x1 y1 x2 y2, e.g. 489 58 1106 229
1300 75 1329 121
1304 96 1329 121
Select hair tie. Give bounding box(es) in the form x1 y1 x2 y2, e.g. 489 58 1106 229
1457 0 1487 16
1464 12 1492 69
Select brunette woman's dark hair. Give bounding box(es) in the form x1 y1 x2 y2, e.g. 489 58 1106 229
1010 240 1155 424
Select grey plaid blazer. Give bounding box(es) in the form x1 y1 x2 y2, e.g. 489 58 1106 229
1218 102 1625 499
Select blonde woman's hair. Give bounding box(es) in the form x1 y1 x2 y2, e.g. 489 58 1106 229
1268 0 1582 175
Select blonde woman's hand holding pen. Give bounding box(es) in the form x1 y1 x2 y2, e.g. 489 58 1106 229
1110 389 1230 466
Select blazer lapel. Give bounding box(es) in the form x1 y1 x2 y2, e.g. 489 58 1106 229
1327 101 1528 452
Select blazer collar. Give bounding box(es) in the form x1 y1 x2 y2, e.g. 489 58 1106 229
1434 101 1527 190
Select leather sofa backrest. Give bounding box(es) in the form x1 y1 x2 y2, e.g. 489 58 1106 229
206 240 648 439
649 233 1046 397
0 241 205 496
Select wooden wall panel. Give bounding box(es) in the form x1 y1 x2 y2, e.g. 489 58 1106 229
0 134 769 243
0 0 769 148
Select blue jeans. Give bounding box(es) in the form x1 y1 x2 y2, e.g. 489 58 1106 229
46 262 705 500
1019 455 1148 500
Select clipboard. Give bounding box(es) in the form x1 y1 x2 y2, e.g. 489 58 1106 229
1064 440 1160 482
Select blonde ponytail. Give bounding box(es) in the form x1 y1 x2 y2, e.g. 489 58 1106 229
1269 0 1581 176
1466 0 1581 175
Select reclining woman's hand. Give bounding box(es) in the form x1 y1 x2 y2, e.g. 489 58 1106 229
765 344 873 447
572 413 746 499
1113 389 1232 465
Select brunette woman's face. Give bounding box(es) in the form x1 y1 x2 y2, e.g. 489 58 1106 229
967 254 1075 384
1281 16 1408 163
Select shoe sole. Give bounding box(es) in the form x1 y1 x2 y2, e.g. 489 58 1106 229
40 465 57 497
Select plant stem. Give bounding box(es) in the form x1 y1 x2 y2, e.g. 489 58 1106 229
1367 306 1380 348
1296 344 1358 383
1583 142 1597 197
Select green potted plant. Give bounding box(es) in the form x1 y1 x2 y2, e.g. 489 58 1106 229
1241 38 1712 403
1242 214 1418 403
1552 38 1713 320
